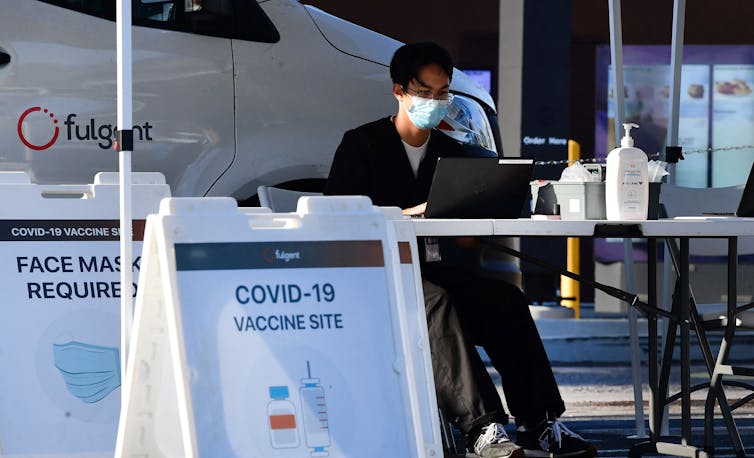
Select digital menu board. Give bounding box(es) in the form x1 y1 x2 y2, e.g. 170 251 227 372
597 45 754 188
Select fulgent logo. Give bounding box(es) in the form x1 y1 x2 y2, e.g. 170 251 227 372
17 107 59 150
263 247 302 263
17 106 154 151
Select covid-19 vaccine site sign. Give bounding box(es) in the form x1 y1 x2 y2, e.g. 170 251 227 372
116 196 440 458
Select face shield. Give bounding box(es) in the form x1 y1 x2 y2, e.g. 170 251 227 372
437 94 498 154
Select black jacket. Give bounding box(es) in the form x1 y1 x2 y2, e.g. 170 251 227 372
323 117 466 208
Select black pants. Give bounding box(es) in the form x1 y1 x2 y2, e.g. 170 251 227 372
422 265 565 435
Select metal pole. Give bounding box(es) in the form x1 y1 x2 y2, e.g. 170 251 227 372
659 242 672 437
664 0 685 181
608 0 625 148
679 237 691 443
562 140 581 318
667 0 686 150
625 239 647 438
658 0 686 436
116 0 134 404
609 0 646 437
647 238 659 440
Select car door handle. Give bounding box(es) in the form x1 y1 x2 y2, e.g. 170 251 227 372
0 51 10 66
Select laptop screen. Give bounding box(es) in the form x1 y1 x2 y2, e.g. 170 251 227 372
423 158 534 219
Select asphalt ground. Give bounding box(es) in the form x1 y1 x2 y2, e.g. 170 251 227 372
445 363 754 457
447 418 754 457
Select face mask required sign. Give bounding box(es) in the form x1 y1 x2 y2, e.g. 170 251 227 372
173 240 412 457
0 220 143 456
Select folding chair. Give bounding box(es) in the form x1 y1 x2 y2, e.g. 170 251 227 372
658 183 754 455
256 185 322 212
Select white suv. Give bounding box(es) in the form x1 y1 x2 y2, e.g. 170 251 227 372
0 0 499 199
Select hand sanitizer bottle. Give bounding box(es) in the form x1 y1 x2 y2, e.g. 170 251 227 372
606 123 649 220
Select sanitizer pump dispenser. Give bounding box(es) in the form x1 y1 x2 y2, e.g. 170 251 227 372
606 123 649 220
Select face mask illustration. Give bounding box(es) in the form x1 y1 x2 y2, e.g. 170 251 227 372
53 341 121 403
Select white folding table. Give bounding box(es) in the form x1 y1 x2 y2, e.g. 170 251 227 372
413 217 754 457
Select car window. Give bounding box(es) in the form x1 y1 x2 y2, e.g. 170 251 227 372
36 0 279 42
37 0 114 18
138 1 177 22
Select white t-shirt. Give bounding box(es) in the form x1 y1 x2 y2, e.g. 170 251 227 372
402 133 429 178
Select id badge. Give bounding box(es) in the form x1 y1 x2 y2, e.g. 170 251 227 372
424 237 442 262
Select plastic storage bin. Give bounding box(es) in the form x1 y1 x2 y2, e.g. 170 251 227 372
552 182 606 220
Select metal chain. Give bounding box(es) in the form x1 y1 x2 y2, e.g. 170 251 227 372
533 144 754 166
682 144 754 155
534 155 659 166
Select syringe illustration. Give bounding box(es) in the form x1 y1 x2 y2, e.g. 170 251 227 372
299 360 331 457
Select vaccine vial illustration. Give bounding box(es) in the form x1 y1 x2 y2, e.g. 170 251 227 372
267 385 299 448
299 361 331 457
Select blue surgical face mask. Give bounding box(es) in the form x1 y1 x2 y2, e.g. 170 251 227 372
53 341 121 403
405 95 450 130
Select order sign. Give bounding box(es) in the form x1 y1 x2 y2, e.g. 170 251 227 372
174 240 413 457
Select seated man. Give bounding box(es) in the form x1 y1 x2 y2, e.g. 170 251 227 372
324 42 596 458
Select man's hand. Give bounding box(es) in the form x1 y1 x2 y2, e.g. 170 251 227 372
402 202 427 216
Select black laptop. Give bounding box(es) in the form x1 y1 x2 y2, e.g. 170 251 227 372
423 157 534 219
699 162 754 217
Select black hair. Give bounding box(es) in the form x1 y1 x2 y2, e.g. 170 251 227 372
389 42 453 90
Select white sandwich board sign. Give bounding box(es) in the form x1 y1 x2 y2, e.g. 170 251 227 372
382 208 443 457
0 172 170 457
116 196 440 458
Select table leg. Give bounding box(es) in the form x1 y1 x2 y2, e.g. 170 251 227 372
641 236 743 457
657 271 678 436
647 238 659 440
680 237 691 444
704 237 746 455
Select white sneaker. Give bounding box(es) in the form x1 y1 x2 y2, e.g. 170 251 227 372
516 420 597 457
473 423 524 458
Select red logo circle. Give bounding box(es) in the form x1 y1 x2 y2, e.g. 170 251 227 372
17 106 59 151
